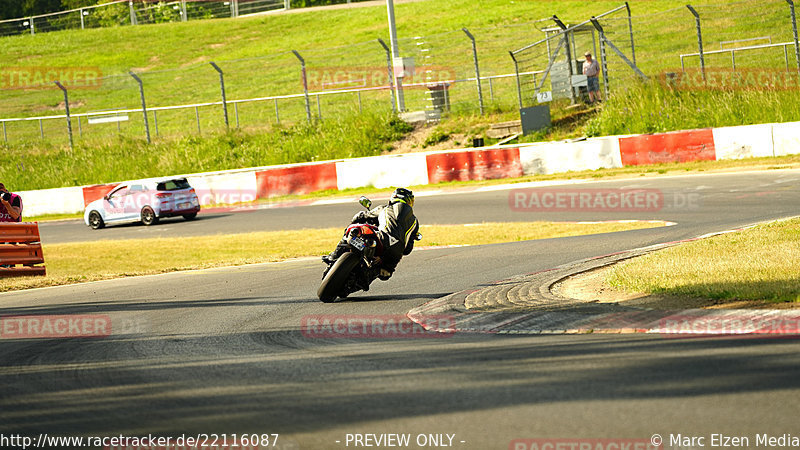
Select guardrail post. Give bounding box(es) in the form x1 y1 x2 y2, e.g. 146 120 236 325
787 0 800 76
686 5 705 81
54 81 74 150
509 51 523 109
209 62 229 130
625 2 636 66
377 39 397 114
128 71 151 143
462 28 485 115
292 50 312 123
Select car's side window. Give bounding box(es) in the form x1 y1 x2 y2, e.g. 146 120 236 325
108 186 128 199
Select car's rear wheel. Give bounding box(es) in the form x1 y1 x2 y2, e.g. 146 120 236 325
183 212 198 220
141 206 158 226
88 211 104 230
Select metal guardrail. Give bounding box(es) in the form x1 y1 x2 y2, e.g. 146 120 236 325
680 41 799 72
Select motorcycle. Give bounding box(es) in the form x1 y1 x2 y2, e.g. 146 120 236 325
317 196 420 303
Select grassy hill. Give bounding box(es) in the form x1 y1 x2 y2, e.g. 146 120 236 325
2 0 800 191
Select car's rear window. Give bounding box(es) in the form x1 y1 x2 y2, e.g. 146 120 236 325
157 179 191 191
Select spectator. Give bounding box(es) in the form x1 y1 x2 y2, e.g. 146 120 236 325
0 183 22 222
583 51 602 104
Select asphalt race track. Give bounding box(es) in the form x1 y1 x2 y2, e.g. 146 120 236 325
3 170 800 449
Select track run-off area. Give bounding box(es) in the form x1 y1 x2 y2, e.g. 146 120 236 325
2 169 800 449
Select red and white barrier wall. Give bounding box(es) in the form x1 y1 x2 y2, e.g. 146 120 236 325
17 120 800 217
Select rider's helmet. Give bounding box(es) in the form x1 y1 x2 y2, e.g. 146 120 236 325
390 187 414 207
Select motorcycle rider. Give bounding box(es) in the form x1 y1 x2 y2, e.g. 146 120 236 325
323 187 419 281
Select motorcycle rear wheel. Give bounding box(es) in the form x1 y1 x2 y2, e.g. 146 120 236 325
317 252 360 303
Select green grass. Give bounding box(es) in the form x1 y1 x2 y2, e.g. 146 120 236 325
608 218 800 304
586 81 800 136
0 221 664 292
2 110 412 191
3 0 800 192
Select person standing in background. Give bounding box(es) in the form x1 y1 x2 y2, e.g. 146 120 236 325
583 51 602 104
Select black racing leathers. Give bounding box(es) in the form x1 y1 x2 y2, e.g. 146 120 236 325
353 200 419 273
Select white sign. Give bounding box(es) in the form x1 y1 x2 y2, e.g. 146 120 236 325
536 91 553 103
87 115 129 124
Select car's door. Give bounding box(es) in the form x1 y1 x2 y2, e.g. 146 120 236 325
103 185 130 222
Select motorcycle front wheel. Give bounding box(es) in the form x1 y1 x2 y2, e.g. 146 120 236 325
317 252 360 303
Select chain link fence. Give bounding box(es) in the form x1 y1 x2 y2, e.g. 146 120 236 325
3 0 800 148
510 0 800 109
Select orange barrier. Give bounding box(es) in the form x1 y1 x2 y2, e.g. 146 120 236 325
0 222 46 278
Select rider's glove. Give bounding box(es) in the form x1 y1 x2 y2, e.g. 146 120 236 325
352 211 367 223
378 268 392 280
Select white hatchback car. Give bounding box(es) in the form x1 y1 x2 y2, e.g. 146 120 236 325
84 177 201 229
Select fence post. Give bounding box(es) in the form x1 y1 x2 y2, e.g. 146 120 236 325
54 81 74 150
80 9 85 30
377 39 397 114
284 0 290 10
2 122 7 143
128 71 151 143
30 17 35 35
686 5 705 81
129 1 137 25
552 15 577 104
787 0 800 76
625 1 636 66
292 50 312 123
195 106 201 134
590 18 611 100
153 110 159 137
509 51 523 109
209 62 229 130
181 0 187 21
39 119 44 139
462 28 485 115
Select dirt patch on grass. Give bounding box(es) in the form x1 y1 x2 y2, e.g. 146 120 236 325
386 122 467 154
555 264 800 310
